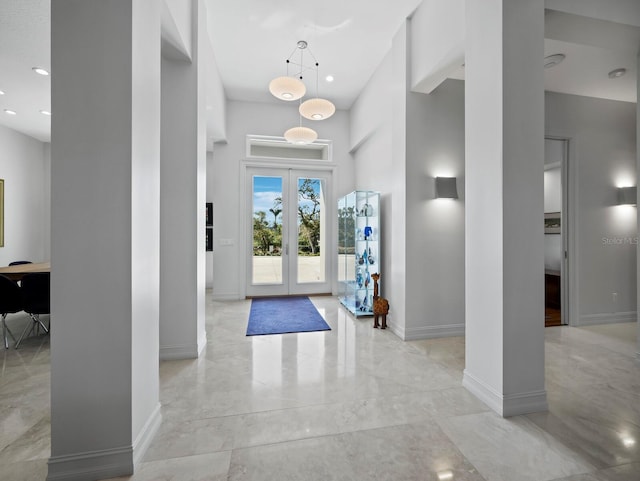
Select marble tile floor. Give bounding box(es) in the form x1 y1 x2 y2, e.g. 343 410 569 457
1 297 639 480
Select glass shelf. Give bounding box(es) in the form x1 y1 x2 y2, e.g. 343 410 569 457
337 190 380 317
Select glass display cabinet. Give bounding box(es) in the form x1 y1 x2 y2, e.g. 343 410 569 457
337 191 380 316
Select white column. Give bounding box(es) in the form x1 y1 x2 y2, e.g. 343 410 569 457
159 0 207 360
49 0 161 479
463 0 547 416
636 51 640 365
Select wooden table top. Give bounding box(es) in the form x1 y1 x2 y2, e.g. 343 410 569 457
0 262 50 281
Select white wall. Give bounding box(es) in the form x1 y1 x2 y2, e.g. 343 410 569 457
350 24 409 337
546 91 637 323
162 0 192 58
350 19 466 340
0 125 49 266
411 0 464 94
210 100 352 300
405 78 465 338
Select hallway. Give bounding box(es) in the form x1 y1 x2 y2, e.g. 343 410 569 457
1 295 639 480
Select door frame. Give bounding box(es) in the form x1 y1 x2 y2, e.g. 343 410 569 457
545 135 576 326
240 159 336 299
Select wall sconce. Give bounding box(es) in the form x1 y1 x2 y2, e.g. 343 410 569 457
617 186 637 205
435 177 458 199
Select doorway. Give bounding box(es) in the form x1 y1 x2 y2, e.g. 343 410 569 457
246 167 332 297
544 137 569 326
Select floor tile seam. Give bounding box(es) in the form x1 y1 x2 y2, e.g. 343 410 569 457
365 372 461 393
225 419 443 454
158 387 471 426
141 449 234 468
433 417 599 481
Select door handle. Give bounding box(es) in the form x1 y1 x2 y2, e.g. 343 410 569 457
286 244 289 255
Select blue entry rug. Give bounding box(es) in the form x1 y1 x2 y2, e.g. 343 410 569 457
246 296 331 336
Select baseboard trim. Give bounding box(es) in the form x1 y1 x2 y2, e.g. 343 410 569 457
577 311 636 327
132 403 162 466
463 370 547 417
47 446 133 481
502 389 548 417
159 343 199 360
403 323 465 341
197 331 207 357
462 370 504 415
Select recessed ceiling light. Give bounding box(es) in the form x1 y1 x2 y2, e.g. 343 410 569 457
40 110 51 116
32 67 49 76
544 54 565 69
4 109 17 115
325 75 334 82
0 89 5 95
608 68 627 79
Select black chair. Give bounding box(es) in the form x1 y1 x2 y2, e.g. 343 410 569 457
0 275 23 349
9 261 32 266
15 272 50 348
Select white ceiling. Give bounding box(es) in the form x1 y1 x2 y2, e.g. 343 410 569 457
205 0 423 109
0 1 637 144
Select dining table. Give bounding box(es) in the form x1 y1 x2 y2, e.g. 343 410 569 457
0 262 50 282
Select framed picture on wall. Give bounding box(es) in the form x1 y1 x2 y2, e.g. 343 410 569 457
544 212 560 234
206 227 213 251
206 202 213 226
0 179 4 247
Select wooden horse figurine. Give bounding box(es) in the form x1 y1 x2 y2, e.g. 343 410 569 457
371 273 389 329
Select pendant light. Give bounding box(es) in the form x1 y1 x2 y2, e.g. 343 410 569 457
269 40 335 143
284 126 318 144
269 76 305 101
299 97 335 120
299 51 335 120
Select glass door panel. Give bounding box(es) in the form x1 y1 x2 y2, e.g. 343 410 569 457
251 175 284 285
246 167 332 297
296 177 326 284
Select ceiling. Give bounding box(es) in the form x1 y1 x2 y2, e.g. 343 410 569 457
0 1 637 144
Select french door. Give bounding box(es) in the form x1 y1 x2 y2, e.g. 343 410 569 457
246 167 332 297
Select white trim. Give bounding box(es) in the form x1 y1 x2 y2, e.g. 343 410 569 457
242 164 336 298
159 343 200 360
545 133 577 327
502 390 548 417
47 446 133 481
463 370 548 417
462 370 504 415
197 331 207 357
47 404 162 481
132 403 162 466
245 135 333 162
576 311 637 326
402 323 465 340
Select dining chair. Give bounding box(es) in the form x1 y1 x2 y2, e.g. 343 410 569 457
15 272 50 348
8 261 32 266
0 274 23 349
